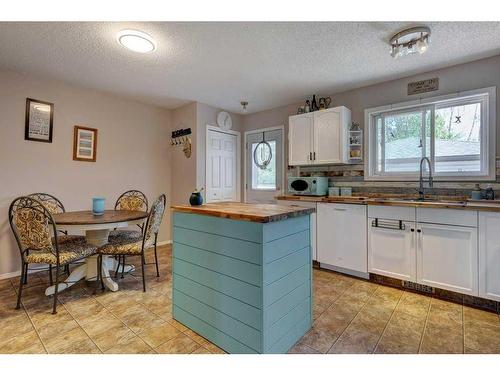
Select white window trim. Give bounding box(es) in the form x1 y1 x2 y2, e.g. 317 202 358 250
364 86 496 181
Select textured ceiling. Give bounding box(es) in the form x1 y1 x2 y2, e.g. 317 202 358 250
0 22 499 114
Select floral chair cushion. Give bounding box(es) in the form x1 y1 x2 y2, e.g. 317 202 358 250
25 235 97 265
38 200 61 215
98 240 143 255
118 196 146 211
143 197 165 248
14 207 52 251
107 230 143 245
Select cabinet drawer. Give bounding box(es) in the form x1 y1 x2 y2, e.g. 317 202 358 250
368 205 415 222
417 208 477 227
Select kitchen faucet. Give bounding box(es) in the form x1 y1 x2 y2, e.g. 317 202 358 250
418 157 433 200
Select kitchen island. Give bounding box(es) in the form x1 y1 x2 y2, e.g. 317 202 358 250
171 202 314 354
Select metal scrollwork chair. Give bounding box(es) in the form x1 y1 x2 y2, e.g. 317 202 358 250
110 190 155 278
9 196 98 314
27 193 70 284
96 194 166 293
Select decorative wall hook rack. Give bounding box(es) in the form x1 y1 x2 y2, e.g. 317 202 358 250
171 127 192 158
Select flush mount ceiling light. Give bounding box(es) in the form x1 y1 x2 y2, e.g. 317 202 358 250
389 26 430 58
117 29 156 53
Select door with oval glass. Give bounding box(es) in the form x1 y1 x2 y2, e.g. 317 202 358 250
245 128 283 203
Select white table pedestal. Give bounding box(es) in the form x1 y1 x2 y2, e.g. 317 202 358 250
44 227 136 296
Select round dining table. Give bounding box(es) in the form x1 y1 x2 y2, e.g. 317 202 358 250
45 209 148 296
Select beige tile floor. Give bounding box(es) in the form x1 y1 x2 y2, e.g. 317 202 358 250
0 245 499 354
290 268 500 354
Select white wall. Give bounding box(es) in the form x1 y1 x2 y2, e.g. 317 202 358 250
0 69 172 278
170 102 197 206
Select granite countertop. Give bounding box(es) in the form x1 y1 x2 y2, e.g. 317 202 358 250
171 202 315 223
276 195 500 212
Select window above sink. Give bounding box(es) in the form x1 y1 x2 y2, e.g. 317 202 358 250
365 86 496 181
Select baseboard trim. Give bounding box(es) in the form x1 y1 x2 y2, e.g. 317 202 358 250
319 263 370 280
0 265 48 281
157 240 172 246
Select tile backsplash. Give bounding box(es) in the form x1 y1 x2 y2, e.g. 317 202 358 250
290 162 500 198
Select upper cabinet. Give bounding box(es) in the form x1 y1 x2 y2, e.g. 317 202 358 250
288 112 313 166
288 106 351 166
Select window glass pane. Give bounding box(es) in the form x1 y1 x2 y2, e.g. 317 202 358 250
251 141 276 190
434 102 481 173
383 110 423 172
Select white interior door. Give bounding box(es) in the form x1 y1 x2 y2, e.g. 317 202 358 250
206 129 238 203
245 129 283 203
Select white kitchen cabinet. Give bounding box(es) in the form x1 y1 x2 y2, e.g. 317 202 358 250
276 200 317 261
317 203 367 277
416 223 478 296
368 219 416 281
479 212 500 302
288 106 351 166
313 108 348 164
288 112 313 166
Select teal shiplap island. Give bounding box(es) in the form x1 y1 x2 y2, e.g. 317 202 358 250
171 202 314 354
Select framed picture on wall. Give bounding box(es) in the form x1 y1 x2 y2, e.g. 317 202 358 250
25 98 54 142
73 126 98 162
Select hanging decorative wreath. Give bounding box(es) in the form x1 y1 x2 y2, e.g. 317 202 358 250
253 132 272 170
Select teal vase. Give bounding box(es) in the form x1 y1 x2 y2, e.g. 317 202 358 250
92 197 105 216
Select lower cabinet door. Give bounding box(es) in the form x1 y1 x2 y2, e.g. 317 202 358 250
417 223 478 296
479 212 500 302
368 220 415 281
317 203 367 273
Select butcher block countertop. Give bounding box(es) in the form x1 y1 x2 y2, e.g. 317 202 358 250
171 202 315 223
276 195 500 212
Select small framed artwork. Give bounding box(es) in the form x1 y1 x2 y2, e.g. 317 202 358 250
25 98 54 142
73 126 98 162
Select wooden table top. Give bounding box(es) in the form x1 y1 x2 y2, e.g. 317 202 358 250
52 210 148 225
171 202 314 223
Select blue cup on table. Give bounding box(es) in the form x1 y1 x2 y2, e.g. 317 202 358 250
92 197 105 216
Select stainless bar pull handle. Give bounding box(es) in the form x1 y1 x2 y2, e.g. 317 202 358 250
371 218 405 230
